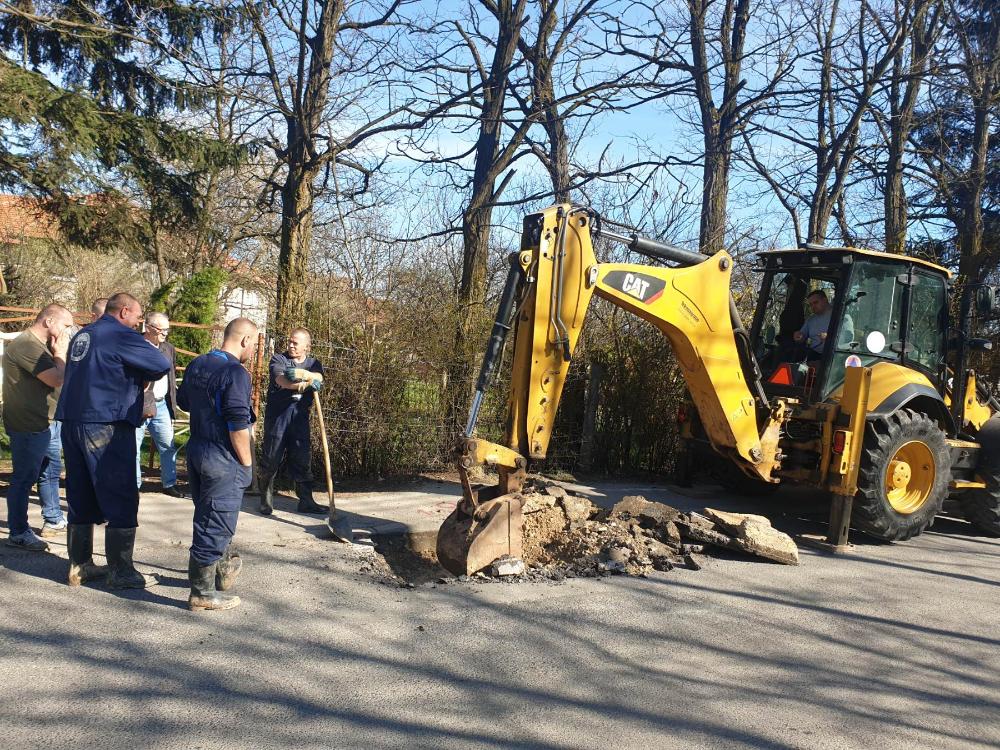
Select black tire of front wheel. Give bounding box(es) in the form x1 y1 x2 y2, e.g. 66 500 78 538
959 415 1000 536
853 409 950 541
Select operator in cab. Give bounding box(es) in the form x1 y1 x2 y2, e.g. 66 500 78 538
793 289 853 360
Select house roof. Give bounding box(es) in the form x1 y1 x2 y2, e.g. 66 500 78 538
0 195 60 245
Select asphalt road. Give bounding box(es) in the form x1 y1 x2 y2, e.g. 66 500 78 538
1 479 998 749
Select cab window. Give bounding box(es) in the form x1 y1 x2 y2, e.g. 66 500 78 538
907 271 947 377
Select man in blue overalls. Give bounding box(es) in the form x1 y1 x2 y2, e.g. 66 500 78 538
258 327 326 515
176 318 258 611
57 292 171 588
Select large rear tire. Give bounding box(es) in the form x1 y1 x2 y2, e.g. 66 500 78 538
854 409 950 541
959 415 1000 536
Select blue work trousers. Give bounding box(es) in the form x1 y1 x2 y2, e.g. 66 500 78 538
62 421 140 528
260 408 312 482
6 422 64 534
135 399 177 489
188 440 251 565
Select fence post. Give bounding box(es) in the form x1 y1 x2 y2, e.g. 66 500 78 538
578 361 605 472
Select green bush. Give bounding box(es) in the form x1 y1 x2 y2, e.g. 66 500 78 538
153 268 227 363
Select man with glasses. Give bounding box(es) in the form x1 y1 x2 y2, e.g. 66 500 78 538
135 312 183 497
57 292 171 588
3 303 75 551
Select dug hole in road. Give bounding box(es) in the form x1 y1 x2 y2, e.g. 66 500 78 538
1 474 998 750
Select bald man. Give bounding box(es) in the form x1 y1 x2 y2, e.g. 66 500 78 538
135 311 182 496
56 292 171 588
3 304 75 551
177 317 258 611
258 327 326 515
90 298 108 322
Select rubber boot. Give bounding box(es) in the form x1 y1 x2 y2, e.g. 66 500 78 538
188 557 240 611
67 524 109 586
259 473 274 516
104 527 157 589
296 481 326 514
215 545 242 591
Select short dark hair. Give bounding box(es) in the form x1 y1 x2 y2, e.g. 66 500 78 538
807 289 828 302
105 292 140 315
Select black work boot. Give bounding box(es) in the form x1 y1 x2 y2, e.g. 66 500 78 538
259 473 274 516
67 524 109 586
189 557 240 611
104 527 157 589
215 545 242 591
295 481 326 514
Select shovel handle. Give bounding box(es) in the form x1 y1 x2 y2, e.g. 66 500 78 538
313 393 336 510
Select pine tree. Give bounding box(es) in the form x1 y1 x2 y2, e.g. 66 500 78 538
0 0 242 248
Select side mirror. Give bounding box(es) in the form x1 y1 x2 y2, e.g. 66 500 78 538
969 338 993 352
975 285 1000 315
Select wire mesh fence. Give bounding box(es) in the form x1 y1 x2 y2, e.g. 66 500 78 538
296 324 688 480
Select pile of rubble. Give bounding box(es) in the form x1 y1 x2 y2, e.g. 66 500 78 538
506 482 798 580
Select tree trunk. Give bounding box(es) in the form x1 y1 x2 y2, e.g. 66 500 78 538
446 0 526 433
700 136 731 252
152 229 168 287
275 164 316 333
884 0 938 254
958 101 991 280
687 0 751 253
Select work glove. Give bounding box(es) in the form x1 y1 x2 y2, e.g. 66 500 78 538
310 379 322 392
284 367 307 382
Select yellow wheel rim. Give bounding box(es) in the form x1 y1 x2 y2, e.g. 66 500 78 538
885 440 935 514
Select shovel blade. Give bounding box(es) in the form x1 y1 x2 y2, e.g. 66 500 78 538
326 510 354 543
436 494 524 576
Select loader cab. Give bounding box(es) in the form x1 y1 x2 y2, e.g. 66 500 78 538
749 248 950 404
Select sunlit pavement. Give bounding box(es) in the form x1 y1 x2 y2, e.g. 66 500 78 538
1 480 997 749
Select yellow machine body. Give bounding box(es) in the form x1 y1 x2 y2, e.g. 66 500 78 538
437 204 1000 574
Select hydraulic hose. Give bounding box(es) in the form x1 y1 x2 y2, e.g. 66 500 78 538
464 253 526 437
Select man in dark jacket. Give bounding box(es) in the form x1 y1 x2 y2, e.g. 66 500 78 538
56 292 171 589
135 311 183 496
258 327 326 515
177 318 258 611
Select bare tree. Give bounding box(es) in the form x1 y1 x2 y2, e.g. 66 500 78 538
880 0 944 253
910 0 1000 279
606 0 800 252
234 0 466 332
742 0 913 245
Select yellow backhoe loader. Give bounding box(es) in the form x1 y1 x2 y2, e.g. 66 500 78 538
437 204 1000 576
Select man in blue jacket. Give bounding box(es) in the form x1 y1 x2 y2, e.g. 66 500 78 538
56 292 171 588
177 318 258 611
258 327 326 515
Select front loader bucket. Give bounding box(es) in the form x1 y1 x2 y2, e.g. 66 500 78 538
436 494 524 576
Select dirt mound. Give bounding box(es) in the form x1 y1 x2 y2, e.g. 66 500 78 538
361 482 798 587
515 482 799 579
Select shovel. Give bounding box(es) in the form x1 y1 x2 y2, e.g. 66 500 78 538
313 392 353 543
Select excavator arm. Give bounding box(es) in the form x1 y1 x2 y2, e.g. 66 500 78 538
438 204 786 575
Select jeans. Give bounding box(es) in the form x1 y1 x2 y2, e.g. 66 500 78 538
7 422 64 535
135 399 177 489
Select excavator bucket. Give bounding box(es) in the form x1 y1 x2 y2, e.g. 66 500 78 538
436 493 524 576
